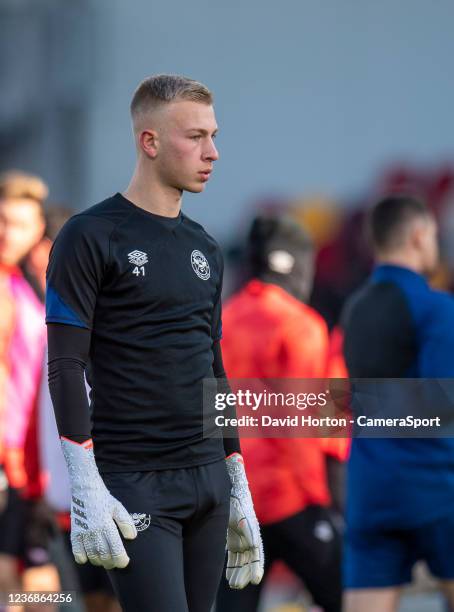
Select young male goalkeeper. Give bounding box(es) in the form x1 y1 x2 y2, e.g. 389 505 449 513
46 74 263 612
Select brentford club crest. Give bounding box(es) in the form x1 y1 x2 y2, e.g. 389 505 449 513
191 250 210 280
130 512 151 532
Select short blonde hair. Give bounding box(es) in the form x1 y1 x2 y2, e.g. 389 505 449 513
130 74 213 120
0 170 48 205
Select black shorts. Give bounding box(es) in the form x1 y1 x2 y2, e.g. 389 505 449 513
102 459 231 612
0 488 55 568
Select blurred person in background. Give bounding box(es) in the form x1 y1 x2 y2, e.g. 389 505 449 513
342 195 454 612
22 205 75 303
0 171 60 606
216 215 345 612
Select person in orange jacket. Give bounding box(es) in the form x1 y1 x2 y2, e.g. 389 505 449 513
216 215 345 612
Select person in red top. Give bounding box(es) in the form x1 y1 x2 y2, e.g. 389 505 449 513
0 171 61 605
216 215 343 612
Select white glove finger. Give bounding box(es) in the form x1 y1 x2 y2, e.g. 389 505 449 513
112 499 137 540
249 546 264 585
71 532 88 565
98 532 116 570
106 526 131 569
234 565 252 590
82 532 103 567
227 550 247 588
226 550 239 582
226 550 246 582
229 551 251 589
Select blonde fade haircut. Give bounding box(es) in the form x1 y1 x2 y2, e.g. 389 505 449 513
130 74 213 124
0 170 48 208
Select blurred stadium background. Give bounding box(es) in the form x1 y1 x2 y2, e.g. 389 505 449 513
3 0 454 296
2 1 454 610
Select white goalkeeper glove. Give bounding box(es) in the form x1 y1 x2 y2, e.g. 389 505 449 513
61 437 137 570
225 453 264 589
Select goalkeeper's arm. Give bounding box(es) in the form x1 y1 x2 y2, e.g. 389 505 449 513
47 323 136 569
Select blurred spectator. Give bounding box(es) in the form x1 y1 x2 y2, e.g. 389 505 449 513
0 171 59 607
342 195 454 612
22 205 75 302
216 215 345 612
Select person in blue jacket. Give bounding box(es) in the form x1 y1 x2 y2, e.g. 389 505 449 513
342 194 454 612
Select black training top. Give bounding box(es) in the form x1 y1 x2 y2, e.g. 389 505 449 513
46 192 226 472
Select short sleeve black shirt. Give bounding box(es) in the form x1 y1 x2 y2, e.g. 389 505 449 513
46 193 224 471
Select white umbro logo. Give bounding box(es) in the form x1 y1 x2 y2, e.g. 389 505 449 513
128 250 148 266
191 250 210 280
128 250 148 277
